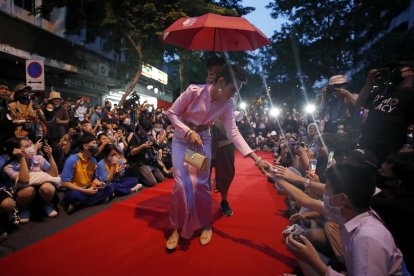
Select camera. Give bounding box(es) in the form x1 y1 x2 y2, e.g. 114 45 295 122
151 141 163 150
288 141 305 149
375 68 390 79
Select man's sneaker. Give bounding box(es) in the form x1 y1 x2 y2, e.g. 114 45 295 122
19 210 30 224
66 204 76 215
0 232 7 243
130 183 143 192
43 205 58 218
9 207 20 225
220 200 233 216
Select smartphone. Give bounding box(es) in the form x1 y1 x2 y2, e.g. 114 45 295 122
309 159 317 174
42 138 49 145
327 151 335 168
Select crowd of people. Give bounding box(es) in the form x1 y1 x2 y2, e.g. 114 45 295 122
0 59 413 275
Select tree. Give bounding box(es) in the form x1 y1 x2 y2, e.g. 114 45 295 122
36 0 233 105
263 0 413 106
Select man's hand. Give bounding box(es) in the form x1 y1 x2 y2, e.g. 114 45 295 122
141 141 153 149
286 234 324 271
367 68 381 85
43 143 53 157
13 148 24 159
82 187 98 195
273 165 303 183
34 139 43 153
332 88 352 98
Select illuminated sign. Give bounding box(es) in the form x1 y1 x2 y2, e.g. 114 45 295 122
142 63 168 85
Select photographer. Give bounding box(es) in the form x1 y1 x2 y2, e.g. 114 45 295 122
126 119 164 187
357 61 414 163
319 75 356 134
9 84 43 139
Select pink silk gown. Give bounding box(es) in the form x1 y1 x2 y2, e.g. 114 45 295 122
166 84 252 238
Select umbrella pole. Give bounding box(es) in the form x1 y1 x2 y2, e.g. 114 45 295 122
213 28 216 52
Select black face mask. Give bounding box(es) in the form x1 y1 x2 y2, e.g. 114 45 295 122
390 70 404 85
88 145 99 155
16 94 30 104
44 110 54 119
376 173 401 189
106 106 112 111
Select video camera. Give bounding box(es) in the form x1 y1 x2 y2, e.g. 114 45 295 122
123 91 140 109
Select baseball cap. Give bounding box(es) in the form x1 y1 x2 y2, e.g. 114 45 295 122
328 75 348 85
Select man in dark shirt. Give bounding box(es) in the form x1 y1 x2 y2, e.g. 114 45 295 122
126 119 164 187
358 61 414 163
101 101 118 124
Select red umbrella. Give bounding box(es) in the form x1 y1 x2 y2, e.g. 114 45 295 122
163 13 271 52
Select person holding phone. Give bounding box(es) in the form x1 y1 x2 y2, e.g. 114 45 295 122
61 134 113 214
4 137 59 222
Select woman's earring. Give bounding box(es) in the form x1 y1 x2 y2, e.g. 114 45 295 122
218 88 222 94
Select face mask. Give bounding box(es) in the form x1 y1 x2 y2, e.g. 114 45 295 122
96 109 102 114
16 94 30 104
390 70 404 85
24 146 36 158
323 193 345 224
54 103 61 109
106 106 111 111
108 156 118 163
88 145 99 154
46 108 54 112
376 174 401 189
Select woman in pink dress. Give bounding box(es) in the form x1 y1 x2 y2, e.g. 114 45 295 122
166 64 270 249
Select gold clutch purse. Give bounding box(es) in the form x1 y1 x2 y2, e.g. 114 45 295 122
184 149 208 170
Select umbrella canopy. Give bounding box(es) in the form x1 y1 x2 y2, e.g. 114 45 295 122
163 13 271 52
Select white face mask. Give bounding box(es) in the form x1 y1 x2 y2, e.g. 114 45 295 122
24 146 36 158
108 156 118 164
46 108 54 112
323 193 345 224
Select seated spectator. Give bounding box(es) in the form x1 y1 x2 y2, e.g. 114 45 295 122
0 153 17 242
262 131 278 152
371 153 414 274
4 137 59 223
97 144 142 196
61 134 114 213
301 123 319 150
282 163 407 275
126 119 164 187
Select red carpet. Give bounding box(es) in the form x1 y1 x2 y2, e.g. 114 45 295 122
0 152 295 275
